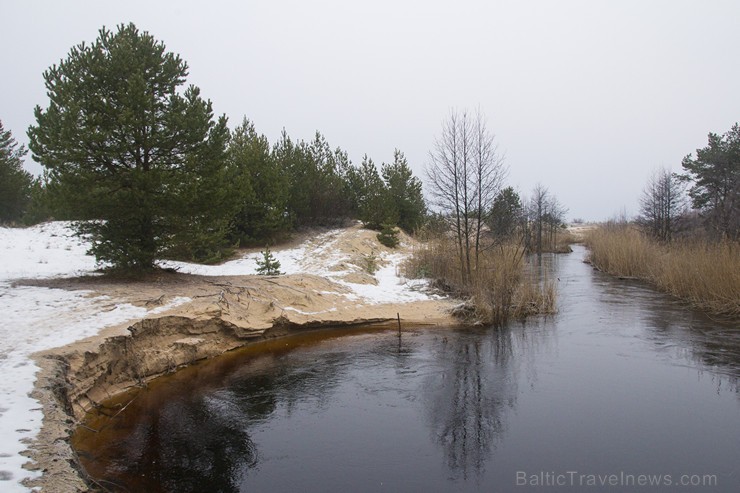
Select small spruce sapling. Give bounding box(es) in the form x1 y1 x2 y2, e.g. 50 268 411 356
255 246 282 275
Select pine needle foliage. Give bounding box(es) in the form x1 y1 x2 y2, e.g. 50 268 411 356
255 246 282 275
28 23 235 271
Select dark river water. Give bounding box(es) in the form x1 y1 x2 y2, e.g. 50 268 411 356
74 245 740 492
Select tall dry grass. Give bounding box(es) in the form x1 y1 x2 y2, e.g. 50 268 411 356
585 225 740 318
585 225 658 279
405 237 556 326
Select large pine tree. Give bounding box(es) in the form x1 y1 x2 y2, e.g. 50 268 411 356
28 24 234 270
347 154 394 230
680 123 740 240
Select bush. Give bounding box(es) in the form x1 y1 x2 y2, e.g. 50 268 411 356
362 253 379 274
377 224 400 248
404 236 556 326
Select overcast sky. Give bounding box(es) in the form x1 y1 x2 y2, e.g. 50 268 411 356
2 0 739 221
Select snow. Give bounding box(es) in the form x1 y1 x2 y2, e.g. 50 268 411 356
157 229 341 277
0 223 189 492
160 230 437 305
0 222 437 491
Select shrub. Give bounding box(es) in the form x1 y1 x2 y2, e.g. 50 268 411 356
363 253 378 274
255 246 282 275
377 224 400 248
404 236 556 326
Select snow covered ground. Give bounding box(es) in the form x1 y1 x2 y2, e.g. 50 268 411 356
0 222 436 492
0 223 189 491
160 228 434 304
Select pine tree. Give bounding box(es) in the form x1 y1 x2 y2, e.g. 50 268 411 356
679 123 740 240
0 120 33 223
377 224 400 248
28 24 234 270
382 150 426 233
228 119 290 244
488 186 522 239
347 155 394 229
278 132 353 226
255 246 282 275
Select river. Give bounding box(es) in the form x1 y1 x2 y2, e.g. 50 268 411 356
73 245 740 492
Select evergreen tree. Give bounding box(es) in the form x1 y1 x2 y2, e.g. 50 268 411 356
21 176 53 225
255 246 282 275
679 123 740 240
229 119 290 244
381 150 426 233
0 120 33 223
348 155 393 229
377 224 400 248
305 133 353 224
28 24 234 270
277 131 353 226
488 186 522 239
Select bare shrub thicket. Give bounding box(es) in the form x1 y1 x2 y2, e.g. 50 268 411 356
426 109 506 285
523 184 570 254
405 236 556 326
637 167 687 242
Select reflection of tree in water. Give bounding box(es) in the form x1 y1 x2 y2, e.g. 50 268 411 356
118 392 258 493
423 328 519 479
83 349 347 492
593 269 740 394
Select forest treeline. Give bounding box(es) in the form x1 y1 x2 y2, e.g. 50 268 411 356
5 113 425 265
2 24 427 270
2 23 571 275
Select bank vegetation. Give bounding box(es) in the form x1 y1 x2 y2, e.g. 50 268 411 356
409 108 564 327
585 122 738 319
405 236 556 327
586 224 739 318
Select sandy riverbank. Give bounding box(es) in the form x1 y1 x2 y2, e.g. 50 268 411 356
1 222 456 491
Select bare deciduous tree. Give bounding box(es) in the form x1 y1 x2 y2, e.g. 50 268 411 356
426 108 506 284
638 167 687 241
524 184 567 253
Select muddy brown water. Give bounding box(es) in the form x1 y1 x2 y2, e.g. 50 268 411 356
73 245 740 492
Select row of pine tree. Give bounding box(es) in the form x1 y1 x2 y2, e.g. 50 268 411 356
0 24 426 271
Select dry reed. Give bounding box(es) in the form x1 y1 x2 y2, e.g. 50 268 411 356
585 225 740 318
405 237 557 326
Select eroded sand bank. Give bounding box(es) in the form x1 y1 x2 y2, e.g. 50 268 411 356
7 224 455 491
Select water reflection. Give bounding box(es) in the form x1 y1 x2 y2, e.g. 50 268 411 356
74 335 352 492
643 305 740 392
588 261 739 392
423 328 517 478
120 395 257 492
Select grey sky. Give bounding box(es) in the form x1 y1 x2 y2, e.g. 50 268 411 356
2 0 739 221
